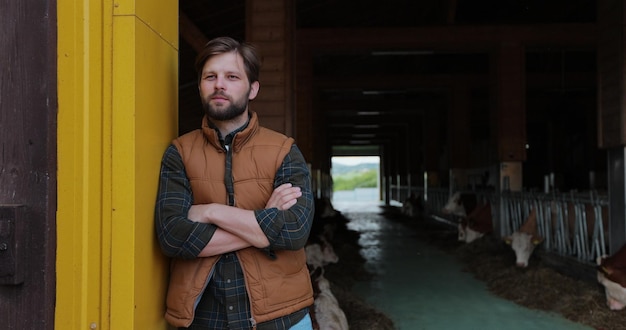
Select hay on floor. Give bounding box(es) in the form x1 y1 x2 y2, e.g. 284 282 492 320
383 205 626 330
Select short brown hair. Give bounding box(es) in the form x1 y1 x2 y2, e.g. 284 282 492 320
194 36 261 85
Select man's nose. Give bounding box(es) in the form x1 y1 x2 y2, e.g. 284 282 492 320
214 76 226 90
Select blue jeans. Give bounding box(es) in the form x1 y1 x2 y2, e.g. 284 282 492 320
289 312 313 330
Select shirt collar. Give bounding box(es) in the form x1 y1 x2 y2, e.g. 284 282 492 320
206 113 251 148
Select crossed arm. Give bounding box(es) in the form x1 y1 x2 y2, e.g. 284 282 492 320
188 183 302 257
155 144 314 259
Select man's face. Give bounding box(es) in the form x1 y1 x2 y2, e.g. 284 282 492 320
199 52 259 121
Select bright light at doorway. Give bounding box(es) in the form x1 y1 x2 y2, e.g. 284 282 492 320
332 156 380 166
331 156 381 210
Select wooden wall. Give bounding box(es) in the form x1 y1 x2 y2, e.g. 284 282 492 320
598 0 626 148
0 1 57 329
247 0 295 136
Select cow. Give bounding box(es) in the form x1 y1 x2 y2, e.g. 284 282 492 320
597 244 626 310
401 192 423 218
568 201 608 252
311 269 350 330
504 207 544 267
306 236 339 272
441 191 478 218
550 199 609 260
457 200 493 243
311 197 349 243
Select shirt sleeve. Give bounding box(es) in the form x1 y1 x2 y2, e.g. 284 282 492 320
254 144 315 251
154 144 217 259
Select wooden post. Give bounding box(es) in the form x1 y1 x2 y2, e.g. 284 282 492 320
246 0 294 136
598 0 626 253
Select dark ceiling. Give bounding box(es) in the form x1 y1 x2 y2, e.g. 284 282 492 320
178 0 597 160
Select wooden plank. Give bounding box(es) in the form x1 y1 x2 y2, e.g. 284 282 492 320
448 85 471 168
253 101 288 116
260 56 285 72
249 28 286 41
255 85 285 101
254 41 286 56
249 0 285 12
250 11 285 26
259 71 286 85
247 0 293 136
260 115 286 133
0 0 56 328
597 0 626 148
495 42 526 162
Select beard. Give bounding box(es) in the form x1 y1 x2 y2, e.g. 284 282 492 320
202 90 249 121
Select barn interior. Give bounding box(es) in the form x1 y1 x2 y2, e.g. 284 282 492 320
178 0 602 194
175 1 624 329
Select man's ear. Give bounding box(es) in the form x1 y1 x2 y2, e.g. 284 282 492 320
249 81 260 100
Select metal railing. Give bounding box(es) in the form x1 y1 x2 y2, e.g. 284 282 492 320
394 187 609 265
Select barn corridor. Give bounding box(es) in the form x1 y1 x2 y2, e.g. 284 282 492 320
332 200 593 330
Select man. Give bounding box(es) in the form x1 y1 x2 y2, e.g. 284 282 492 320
155 36 315 329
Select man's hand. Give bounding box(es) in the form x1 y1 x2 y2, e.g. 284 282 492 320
266 183 302 210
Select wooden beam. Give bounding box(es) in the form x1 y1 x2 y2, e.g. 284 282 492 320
297 24 597 51
446 0 457 24
312 72 595 91
179 11 209 54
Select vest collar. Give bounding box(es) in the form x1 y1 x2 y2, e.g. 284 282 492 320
201 111 260 152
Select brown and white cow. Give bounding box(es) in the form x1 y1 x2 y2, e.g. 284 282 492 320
310 268 350 330
504 207 544 267
597 244 626 310
442 191 478 218
314 274 349 330
305 236 339 272
457 200 493 243
564 201 608 248
550 199 609 260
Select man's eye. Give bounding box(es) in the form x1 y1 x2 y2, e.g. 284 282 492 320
204 75 216 80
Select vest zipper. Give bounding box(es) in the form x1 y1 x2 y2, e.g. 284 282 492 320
224 143 235 206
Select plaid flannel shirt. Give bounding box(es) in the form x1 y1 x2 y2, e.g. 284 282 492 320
155 140 314 330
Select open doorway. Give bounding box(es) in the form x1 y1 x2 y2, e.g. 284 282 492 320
331 156 381 205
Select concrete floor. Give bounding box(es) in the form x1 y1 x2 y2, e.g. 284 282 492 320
332 200 593 330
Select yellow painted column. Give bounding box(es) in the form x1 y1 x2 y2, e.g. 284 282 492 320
57 1 110 329
57 0 178 329
111 1 178 328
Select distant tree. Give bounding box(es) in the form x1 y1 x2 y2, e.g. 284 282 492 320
333 169 377 191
